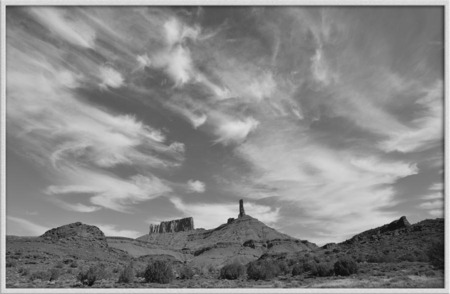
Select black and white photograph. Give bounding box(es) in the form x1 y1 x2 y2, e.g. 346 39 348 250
1 3 447 291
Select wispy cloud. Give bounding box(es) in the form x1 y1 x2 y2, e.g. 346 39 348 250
94 224 142 238
213 117 259 145
379 82 443 153
99 66 124 89
52 199 102 213
429 182 444 191
187 180 206 193
29 7 96 48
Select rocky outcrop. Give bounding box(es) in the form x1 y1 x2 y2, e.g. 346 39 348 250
40 222 108 248
344 216 412 245
149 217 194 234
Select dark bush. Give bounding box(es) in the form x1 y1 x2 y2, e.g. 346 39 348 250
179 265 195 280
70 261 79 268
63 258 73 264
291 264 304 276
6 260 17 268
118 263 135 283
30 271 51 281
49 268 61 281
77 263 108 286
246 260 280 281
427 240 444 269
292 260 318 276
144 260 174 284
219 263 246 280
311 263 334 277
18 267 30 276
367 252 396 263
334 258 358 276
399 253 417 262
276 261 290 275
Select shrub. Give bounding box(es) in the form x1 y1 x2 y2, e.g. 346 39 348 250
276 261 290 275
399 253 417 262
6 260 17 268
311 263 334 277
291 264 305 276
293 260 318 276
77 263 108 286
334 258 358 276
117 263 135 284
246 260 280 281
63 258 73 264
179 265 195 280
143 260 174 284
219 262 246 280
30 270 51 281
49 268 61 281
18 267 30 276
55 261 64 268
427 240 444 269
70 261 79 268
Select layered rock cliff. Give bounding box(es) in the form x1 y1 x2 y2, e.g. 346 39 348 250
149 217 194 234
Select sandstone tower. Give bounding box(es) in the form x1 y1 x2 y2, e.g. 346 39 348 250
239 199 245 218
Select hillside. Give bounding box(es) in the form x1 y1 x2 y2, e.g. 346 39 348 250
114 214 316 269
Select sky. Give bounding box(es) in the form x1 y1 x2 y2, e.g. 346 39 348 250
5 6 444 245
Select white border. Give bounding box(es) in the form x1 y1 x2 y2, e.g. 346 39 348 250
0 1 448 294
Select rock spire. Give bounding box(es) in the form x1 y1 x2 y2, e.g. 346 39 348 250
239 199 245 218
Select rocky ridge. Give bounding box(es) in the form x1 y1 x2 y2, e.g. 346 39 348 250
344 216 411 244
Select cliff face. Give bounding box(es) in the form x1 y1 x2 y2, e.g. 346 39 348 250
149 217 194 234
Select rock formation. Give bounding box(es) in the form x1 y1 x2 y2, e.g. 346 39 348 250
149 217 194 234
238 199 245 218
40 222 108 248
344 216 412 245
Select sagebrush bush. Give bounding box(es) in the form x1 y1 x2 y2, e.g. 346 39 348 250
144 260 174 284
77 263 108 286
427 240 444 269
246 260 280 281
291 264 305 276
277 261 290 275
49 268 61 281
179 265 195 280
292 259 318 276
6 260 17 268
219 263 246 280
30 270 51 281
311 263 334 277
334 258 358 276
118 263 135 283
18 267 30 276
70 261 79 268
